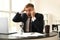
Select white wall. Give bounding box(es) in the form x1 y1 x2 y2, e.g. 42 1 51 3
30 0 60 32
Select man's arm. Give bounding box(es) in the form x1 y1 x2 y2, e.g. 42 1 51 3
13 12 22 22
32 13 44 33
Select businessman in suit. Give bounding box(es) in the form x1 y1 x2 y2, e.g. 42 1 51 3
13 3 44 33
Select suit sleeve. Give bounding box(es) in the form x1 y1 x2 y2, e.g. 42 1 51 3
32 14 44 33
12 12 22 22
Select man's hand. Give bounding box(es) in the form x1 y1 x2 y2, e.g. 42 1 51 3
31 10 36 21
31 10 35 18
21 8 25 12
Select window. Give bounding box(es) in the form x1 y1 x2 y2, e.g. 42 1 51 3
12 0 30 12
0 0 30 32
0 0 9 11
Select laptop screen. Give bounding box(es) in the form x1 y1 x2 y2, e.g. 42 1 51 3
0 18 8 33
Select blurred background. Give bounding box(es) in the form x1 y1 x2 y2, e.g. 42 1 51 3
0 0 60 35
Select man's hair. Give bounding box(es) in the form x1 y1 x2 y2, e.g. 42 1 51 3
25 3 34 8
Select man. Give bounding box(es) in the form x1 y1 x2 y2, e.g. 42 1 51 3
13 3 44 33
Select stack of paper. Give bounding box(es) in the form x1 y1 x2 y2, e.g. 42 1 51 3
8 32 45 38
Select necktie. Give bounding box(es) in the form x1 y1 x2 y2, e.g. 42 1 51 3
26 17 31 32
29 17 31 32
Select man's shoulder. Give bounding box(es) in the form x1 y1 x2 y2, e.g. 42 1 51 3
35 13 43 16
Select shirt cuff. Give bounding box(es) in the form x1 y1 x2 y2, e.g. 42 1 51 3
32 17 36 22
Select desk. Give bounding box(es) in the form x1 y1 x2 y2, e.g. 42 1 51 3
0 32 58 40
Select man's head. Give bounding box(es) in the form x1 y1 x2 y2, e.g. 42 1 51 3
24 3 35 16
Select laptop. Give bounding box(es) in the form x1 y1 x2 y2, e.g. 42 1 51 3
0 18 17 35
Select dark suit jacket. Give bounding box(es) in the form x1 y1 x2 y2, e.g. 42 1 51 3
13 12 44 33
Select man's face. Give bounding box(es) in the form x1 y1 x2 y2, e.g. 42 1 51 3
25 7 34 16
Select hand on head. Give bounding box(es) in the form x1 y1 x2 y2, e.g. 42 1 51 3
21 3 35 17
22 7 35 17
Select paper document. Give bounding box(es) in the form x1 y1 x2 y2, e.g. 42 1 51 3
9 32 45 38
22 32 45 37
